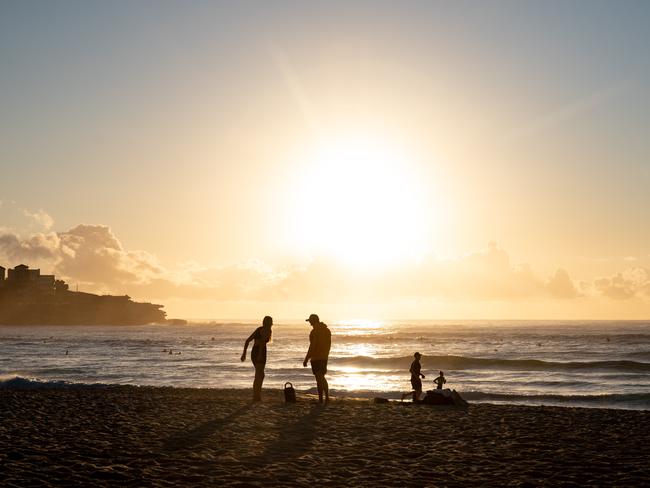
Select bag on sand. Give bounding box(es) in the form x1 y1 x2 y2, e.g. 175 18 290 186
422 389 468 407
284 382 296 403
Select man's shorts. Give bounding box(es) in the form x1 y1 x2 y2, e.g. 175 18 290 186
311 359 328 375
411 377 422 391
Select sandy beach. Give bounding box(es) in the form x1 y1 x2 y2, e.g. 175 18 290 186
0 387 648 487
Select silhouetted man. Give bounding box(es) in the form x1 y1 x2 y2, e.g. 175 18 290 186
410 352 425 402
303 314 331 403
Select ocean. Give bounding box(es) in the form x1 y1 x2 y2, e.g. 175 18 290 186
1 320 649 410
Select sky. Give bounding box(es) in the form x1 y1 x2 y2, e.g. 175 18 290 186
1 1 649 319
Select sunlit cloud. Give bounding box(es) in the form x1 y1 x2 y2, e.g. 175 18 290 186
594 267 650 300
0 225 584 303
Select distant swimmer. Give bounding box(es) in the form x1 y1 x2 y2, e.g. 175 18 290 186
433 371 447 389
65 349 69 356
241 316 273 402
169 349 173 355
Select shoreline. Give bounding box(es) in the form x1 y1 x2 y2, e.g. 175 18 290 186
2 377 648 411
2 386 649 486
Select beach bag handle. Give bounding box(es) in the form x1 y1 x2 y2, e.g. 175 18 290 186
284 382 293 389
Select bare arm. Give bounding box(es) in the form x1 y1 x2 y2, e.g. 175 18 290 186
303 343 313 367
241 331 256 362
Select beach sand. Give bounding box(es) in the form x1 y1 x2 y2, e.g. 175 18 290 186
1 387 648 487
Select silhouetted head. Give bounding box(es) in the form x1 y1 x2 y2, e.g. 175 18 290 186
439 370 444 376
414 352 421 359
263 316 273 328
306 314 320 326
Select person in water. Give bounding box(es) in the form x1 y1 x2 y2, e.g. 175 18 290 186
433 370 446 389
241 316 273 402
409 352 425 402
303 314 331 404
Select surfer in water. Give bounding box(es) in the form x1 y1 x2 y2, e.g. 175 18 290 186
241 316 273 402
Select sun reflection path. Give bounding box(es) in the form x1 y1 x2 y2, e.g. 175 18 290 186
327 320 405 393
330 371 401 394
333 319 390 335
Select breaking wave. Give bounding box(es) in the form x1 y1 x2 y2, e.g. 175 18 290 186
329 355 650 373
0 375 110 390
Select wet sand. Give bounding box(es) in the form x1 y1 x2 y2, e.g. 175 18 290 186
1 386 648 486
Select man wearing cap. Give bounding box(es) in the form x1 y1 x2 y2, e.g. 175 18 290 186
303 314 331 404
409 352 425 402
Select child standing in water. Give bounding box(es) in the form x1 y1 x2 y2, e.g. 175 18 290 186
433 370 446 389
408 352 425 402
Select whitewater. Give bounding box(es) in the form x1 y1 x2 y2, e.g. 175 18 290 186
1 320 649 410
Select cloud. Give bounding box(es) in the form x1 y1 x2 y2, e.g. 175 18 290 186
128 260 286 301
0 224 284 301
263 242 581 303
0 231 61 262
22 209 54 231
1 224 587 304
594 267 650 300
0 200 55 233
0 224 164 289
546 268 579 299
56 224 165 286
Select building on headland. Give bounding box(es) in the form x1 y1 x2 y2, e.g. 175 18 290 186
0 263 167 325
4 264 55 295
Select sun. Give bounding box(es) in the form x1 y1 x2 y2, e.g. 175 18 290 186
288 134 429 266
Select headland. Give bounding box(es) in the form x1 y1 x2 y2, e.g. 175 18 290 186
0 264 168 325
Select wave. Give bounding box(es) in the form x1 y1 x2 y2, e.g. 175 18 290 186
3 376 647 409
626 351 650 360
329 355 650 372
461 391 650 409
0 375 110 390
304 387 650 409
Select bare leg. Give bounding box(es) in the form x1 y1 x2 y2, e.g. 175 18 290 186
315 373 329 403
253 363 265 402
412 388 422 403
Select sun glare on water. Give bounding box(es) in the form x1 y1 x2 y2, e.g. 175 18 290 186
290 134 430 267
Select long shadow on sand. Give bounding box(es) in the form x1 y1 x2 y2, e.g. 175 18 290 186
163 403 252 452
244 403 324 465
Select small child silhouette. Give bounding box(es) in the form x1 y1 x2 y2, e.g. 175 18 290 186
433 370 446 389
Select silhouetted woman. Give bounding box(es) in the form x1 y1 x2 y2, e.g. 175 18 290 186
241 316 273 402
